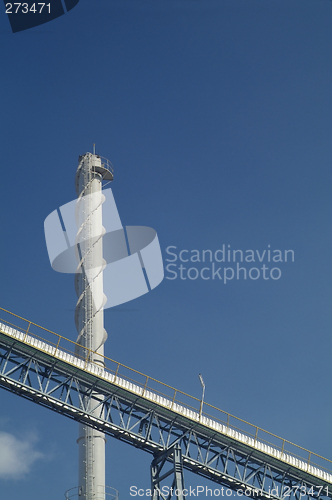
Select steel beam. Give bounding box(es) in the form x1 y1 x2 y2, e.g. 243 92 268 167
151 445 186 500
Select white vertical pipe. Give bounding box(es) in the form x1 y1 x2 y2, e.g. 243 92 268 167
75 153 106 500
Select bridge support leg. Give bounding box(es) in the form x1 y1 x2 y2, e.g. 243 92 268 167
151 444 186 500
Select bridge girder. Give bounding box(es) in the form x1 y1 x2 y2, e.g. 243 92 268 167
0 332 331 500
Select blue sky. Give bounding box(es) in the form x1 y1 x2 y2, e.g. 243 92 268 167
0 0 332 498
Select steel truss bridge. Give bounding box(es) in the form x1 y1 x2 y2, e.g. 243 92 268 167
0 307 331 500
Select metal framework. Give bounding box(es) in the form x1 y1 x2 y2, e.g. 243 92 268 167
1 325 332 500
151 445 186 500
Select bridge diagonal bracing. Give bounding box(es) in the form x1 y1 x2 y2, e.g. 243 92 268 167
0 320 332 500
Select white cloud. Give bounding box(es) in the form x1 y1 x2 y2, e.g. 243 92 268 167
0 431 44 479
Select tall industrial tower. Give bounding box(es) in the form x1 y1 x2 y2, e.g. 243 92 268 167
74 151 113 500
